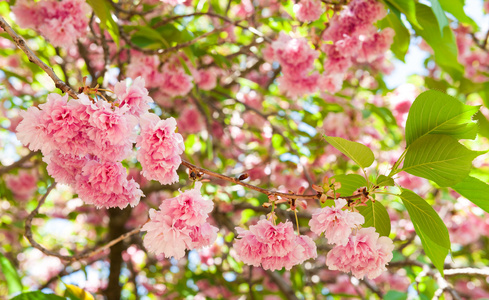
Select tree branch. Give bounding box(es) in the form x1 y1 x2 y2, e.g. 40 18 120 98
0 17 78 99
0 151 38 176
25 183 142 262
181 159 363 201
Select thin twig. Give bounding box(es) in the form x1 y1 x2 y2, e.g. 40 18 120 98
181 159 362 201
0 151 38 176
25 183 142 262
0 17 78 99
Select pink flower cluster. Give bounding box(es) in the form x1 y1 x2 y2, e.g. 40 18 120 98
142 182 218 259
270 32 320 99
16 77 157 208
320 0 393 93
294 0 325 22
309 199 393 279
309 198 364 245
136 113 185 185
233 219 317 271
12 0 90 47
326 227 394 279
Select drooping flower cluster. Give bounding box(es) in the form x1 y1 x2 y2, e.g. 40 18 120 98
326 227 394 279
270 32 320 99
15 77 157 208
12 0 90 47
309 198 364 245
309 198 393 279
142 182 218 259
136 113 185 185
320 0 393 92
233 219 317 271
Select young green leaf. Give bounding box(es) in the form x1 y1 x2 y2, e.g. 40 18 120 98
403 134 485 187
399 189 450 274
377 175 395 187
413 221 449 275
65 283 94 300
385 0 422 29
324 136 375 169
413 4 463 80
331 174 367 196
357 200 391 237
452 176 489 214
0 253 22 295
405 90 479 146
378 3 410 62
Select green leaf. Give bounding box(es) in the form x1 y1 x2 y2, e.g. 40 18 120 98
399 189 450 274
331 174 367 196
323 136 375 169
86 0 119 46
357 200 391 237
379 3 410 62
428 0 448 36
385 0 422 29
474 111 489 140
413 221 449 275
405 90 479 146
64 283 94 300
377 175 395 187
384 290 408 300
403 134 484 187
452 176 489 214
11 291 66 300
413 4 464 80
0 253 22 295
439 0 478 30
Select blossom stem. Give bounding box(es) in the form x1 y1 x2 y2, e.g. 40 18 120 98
181 160 363 201
0 17 78 99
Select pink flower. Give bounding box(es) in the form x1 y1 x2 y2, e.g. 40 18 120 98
142 182 217 259
277 73 320 99
195 69 218 91
272 32 319 77
309 198 365 246
294 0 324 22
326 227 394 279
160 64 194 97
16 93 89 156
161 182 214 226
75 160 143 209
349 0 387 24
136 113 185 185
177 106 205 134
114 77 154 117
127 54 163 88
43 150 88 185
13 0 90 47
234 220 317 271
5 170 38 201
86 101 137 146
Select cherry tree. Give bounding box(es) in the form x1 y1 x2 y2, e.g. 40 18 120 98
1 0 489 299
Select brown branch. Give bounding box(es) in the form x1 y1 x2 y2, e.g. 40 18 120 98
0 17 78 99
152 12 272 42
181 159 362 201
25 184 142 262
0 151 38 176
